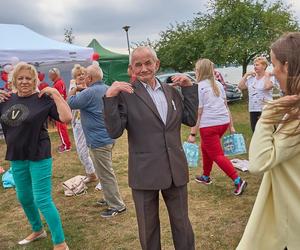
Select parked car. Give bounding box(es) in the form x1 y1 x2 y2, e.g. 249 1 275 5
156 72 196 84
184 71 242 102
156 73 196 94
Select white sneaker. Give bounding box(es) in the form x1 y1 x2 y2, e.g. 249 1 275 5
95 182 102 191
18 231 47 245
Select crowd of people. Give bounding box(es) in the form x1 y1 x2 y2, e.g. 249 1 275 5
0 32 299 250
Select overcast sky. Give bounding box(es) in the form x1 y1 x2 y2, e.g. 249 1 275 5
1 0 300 54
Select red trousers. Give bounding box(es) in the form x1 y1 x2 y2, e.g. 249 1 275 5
199 124 238 181
55 121 71 149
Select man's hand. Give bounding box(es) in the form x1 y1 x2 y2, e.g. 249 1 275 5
170 75 193 87
106 81 134 97
0 90 11 103
38 87 60 98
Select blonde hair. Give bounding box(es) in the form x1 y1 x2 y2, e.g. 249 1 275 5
195 58 220 97
71 64 85 79
253 56 269 70
12 62 38 91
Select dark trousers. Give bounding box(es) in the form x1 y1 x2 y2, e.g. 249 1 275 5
132 184 195 250
250 111 261 132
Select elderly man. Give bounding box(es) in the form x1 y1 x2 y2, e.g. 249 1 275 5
103 46 198 250
48 68 71 153
68 64 126 218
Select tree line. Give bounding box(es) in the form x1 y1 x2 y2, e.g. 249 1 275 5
135 0 299 75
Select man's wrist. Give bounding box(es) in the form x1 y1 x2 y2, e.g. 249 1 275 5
69 87 77 96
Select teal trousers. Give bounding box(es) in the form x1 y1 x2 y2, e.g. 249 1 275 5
11 158 65 244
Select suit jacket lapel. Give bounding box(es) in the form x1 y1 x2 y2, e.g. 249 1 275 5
133 81 164 123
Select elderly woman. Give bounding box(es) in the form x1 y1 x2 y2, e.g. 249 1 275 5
237 32 300 250
0 62 71 250
238 56 274 132
69 64 100 186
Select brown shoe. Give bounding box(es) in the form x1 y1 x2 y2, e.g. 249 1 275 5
83 173 98 183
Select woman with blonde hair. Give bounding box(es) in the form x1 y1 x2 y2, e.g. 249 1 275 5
0 62 71 249
238 56 274 132
69 64 100 187
187 58 247 195
237 32 300 250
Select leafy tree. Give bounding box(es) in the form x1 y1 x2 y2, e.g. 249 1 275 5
155 22 205 72
131 38 157 49
195 0 299 75
64 28 75 44
154 0 299 74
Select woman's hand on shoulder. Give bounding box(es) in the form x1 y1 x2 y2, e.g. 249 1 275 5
0 89 12 103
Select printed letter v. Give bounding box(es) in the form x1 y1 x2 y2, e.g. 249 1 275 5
12 110 20 120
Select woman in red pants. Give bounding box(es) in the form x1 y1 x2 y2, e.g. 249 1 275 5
187 58 247 195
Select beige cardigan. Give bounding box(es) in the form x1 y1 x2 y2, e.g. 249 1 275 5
237 109 300 250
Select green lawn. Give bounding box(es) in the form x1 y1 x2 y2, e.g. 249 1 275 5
0 100 262 250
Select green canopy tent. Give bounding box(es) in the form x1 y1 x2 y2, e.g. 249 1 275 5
88 39 129 85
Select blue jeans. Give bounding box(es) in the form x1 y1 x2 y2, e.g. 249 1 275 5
11 158 65 244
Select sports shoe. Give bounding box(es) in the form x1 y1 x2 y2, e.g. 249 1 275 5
234 179 247 196
195 175 212 185
100 207 126 218
57 145 71 153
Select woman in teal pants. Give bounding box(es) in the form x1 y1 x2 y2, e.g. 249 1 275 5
0 62 72 250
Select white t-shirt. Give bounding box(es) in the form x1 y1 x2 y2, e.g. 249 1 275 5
198 79 230 128
246 76 274 112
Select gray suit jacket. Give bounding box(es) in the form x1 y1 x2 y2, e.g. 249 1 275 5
103 81 198 190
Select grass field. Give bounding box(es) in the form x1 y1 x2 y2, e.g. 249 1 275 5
0 100 262 250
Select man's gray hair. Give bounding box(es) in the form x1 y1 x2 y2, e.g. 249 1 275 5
49 67 60 77
129 46 158 65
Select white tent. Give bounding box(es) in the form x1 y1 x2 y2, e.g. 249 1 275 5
0 24 93 65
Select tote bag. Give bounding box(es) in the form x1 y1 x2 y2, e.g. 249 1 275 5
183 142 199 168
222 133 247 156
